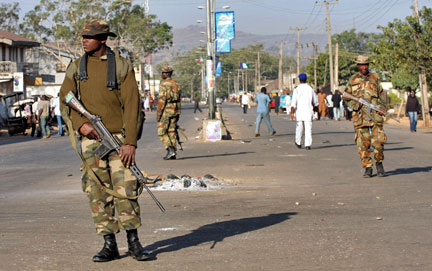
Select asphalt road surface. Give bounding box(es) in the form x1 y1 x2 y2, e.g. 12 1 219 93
0 102 431 271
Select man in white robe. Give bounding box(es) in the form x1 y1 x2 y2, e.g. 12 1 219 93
290 73 318 150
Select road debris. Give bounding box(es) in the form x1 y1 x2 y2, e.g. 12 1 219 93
151 174 227 191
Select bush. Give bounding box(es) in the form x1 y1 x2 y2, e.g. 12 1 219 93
387 93 401 108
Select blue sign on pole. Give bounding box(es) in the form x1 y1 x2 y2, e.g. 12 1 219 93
216 61 222 77
215 11 235 40
216 39 231 53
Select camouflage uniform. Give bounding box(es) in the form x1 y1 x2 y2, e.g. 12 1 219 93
157 67 181 150
346 67 387 169
81 135 141 235
60 20 141 236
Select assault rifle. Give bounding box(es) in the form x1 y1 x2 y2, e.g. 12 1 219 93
63 91 165 212
342 92 400 123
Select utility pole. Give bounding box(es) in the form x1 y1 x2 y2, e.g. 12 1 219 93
413 0 431 127
257 51 261 89
254 66 257 92
290 27 307 79
334 42 339 91
206 0 216 119
316 0 338 92
228 72 230 94
278 41 286 91
313 43 318 90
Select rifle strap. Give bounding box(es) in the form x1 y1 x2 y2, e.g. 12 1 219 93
63 115 140 200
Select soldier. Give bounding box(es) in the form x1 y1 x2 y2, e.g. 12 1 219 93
157 66 181 160
59 20 149 262
345 55 387 177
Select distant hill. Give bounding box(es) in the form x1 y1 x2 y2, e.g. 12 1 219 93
152 25 328 65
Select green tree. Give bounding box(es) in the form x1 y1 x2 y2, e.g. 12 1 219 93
0 2 20 32
332 29 382 55
20 0 172 62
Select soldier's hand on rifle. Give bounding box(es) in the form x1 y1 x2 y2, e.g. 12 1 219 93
377 108 387 116
79 122 101 141
120 144 136 168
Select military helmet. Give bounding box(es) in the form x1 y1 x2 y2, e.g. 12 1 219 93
161 66 174 73
81 19 117 37
355 55 370 64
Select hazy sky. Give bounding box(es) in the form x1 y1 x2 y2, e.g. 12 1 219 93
5 0 431 37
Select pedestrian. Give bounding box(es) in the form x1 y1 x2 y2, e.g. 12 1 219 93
406 90 420 132
285 90 292 115
157 66 181 160
345 55 387 177
255 87 276 137
317 88 327 120
59 19 149 262
51 95 64 136
290 73 318 150
38 95 51 139
144 96 150 112
31 97 41 137
193 94 202 113
332 90 342 121
241 91 249 114
149 96 155 111
326 92 334 119
274 92 280 115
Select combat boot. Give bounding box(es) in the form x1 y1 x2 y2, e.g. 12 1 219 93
363 167 373 178
163 146 176 160
376 162 385 177
92 234 120 262
126 229 150 261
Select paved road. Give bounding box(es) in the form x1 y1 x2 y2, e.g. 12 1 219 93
0 102 431 271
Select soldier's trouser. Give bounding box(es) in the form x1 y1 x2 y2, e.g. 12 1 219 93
354 125 386 168
81 136 141 236
158 116 178 149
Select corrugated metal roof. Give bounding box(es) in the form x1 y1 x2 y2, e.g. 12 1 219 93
0 30 40 47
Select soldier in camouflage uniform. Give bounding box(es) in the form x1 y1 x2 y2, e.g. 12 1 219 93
157 66 181 160
59 20 149 262
345 55 387 178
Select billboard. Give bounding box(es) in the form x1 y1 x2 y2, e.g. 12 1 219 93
215 11 235 53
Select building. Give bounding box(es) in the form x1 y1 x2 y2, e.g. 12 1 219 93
0 30 40 97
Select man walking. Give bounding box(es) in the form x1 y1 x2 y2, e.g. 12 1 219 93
38 95 51 139
51 94 64 136
255 87 276 137
157 66 181 160
406 90 420 132
241 91 249 114
345 55 387 177
290 73 318 150
317 88 327 120
193 94 202 113
60 20 149 262
332 90 342 121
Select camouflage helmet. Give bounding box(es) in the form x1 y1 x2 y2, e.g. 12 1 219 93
81 19 117 37
355 55 370 64
161 66 174 73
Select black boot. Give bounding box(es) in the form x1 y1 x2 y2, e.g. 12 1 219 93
127 229 150 261
363 167 373 178
376 162 385 177
92 234 120 262
163 146 176 160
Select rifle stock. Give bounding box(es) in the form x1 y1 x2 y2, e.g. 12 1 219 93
63 91 165 212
